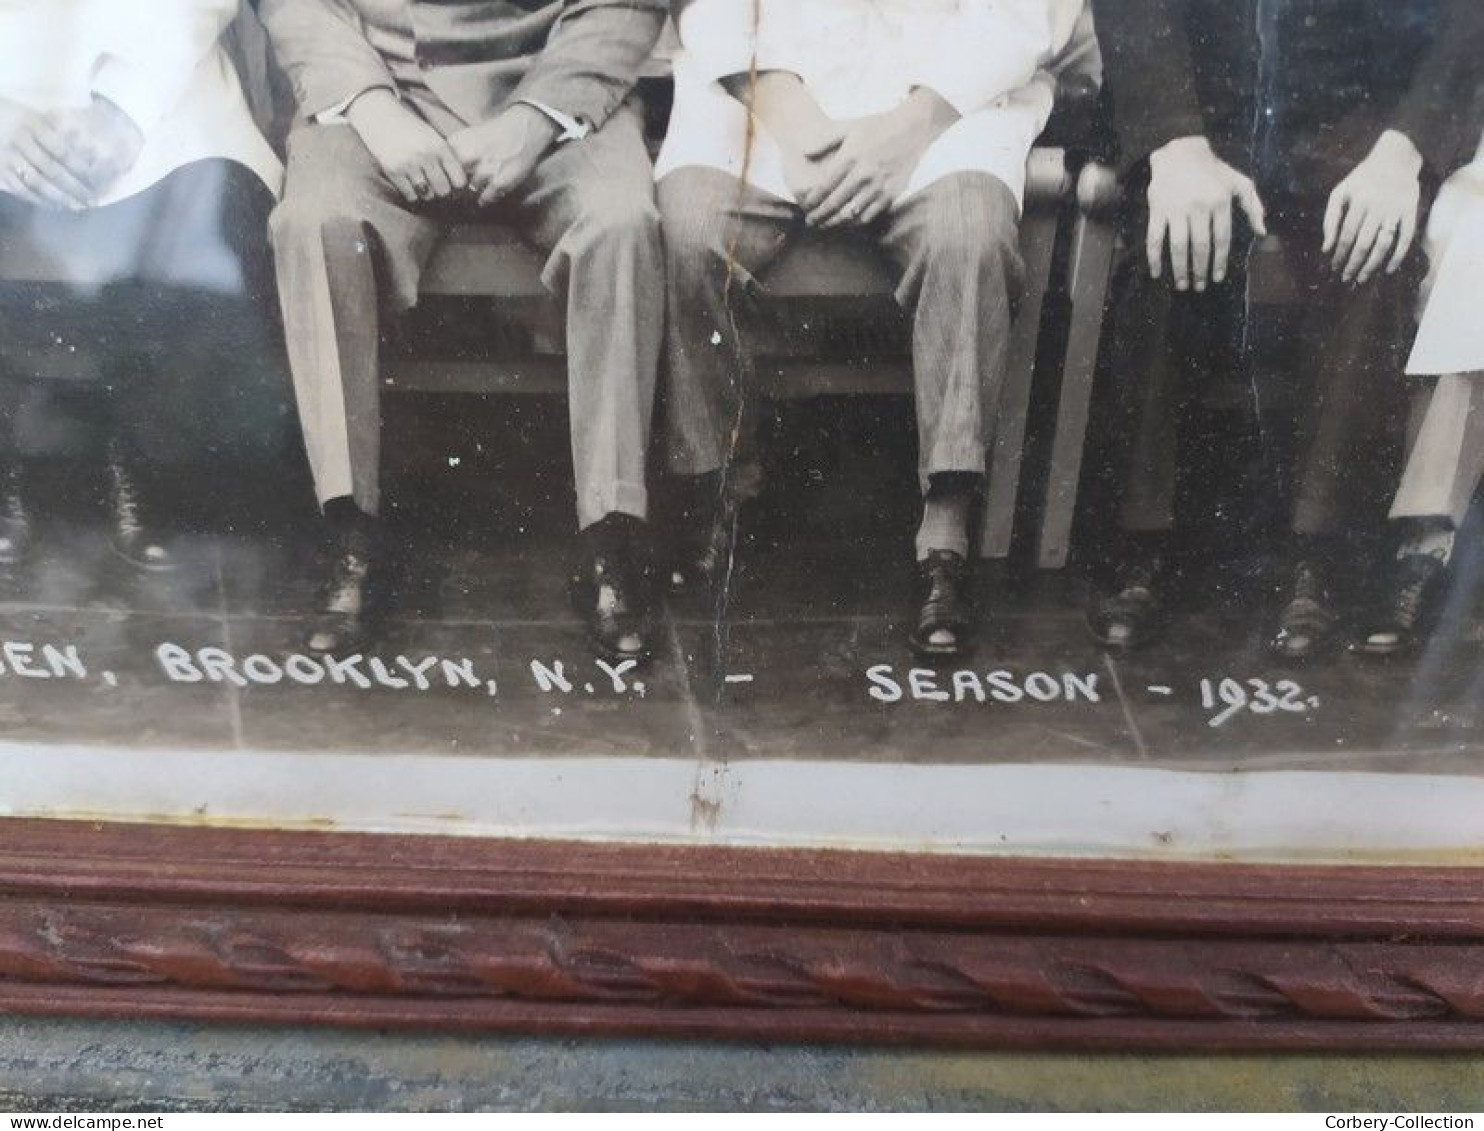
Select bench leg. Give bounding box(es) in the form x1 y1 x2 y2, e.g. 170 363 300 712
1036 210 1118 570
979 210 1059 558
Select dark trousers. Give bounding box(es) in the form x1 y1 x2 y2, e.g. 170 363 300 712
0 160 288 466
1104 177 1422 540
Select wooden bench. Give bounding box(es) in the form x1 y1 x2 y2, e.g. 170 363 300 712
1036 159 1120 568
3 10 1113 566
1034 161 1347 568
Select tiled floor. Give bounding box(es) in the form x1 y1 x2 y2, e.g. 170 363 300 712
1 394 1482 774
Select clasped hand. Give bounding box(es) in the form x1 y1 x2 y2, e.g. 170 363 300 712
0 96 144 210
785 92 957 229
350 93 557 208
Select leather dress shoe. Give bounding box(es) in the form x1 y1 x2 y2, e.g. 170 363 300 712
305 516 382 655
665 472 739 598
1087 552 1165 650
1267 557 1338 663
668 507 735 598
908 550 974 661
572 516 652 664
0 464 33 570
1353 553 1448 658
106 444 175 572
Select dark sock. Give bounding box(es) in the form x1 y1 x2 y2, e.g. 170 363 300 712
324 496 372 528
584 512 644 557
1292 533 1342 568
323 498 379 558
1121 530 1169 564
1113 531 1169 592
675 471 724 526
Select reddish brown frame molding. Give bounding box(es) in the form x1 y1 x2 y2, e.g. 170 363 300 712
1 818 1482 1049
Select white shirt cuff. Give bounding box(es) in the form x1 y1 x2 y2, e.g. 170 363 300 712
313 85 395 125
517 98 592 143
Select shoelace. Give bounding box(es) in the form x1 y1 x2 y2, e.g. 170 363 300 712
109 469 144 540
325 552 369 616
594 555 639 616
917 565 966 646
1112 559 1160 606
923 554 964 594
1 483 25 527
1392 560 1439 628
1291 562 1326 605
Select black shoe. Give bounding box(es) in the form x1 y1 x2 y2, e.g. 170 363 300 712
572 515 652 664
0 463 33 569
669 508 736 598
105 444 175 572
1352 553 1448 658
666 473 738 598
1088 550 1165 650
908 550 974 661
305 515 383 655
1267 557 1337 663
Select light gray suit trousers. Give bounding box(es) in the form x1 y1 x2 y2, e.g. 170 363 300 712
658 166 1025 493
268 100 662 528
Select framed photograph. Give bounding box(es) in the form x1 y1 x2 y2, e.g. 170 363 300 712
0 0 1481 1050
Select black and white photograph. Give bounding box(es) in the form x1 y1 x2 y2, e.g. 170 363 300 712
1 0 1483 859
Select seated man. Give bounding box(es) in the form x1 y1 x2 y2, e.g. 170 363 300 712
1087 0 1484 660
658 0 1094 660
0 0 285 573
260 0 666 661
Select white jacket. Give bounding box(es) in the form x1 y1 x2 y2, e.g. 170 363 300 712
1408 135 1484 377
655 0 1098 211
0 0 281 206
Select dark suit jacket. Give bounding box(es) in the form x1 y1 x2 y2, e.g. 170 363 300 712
1091 0 1484 183
259 0 667 130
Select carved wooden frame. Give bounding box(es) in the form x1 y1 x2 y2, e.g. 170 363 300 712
2 818 1481 1049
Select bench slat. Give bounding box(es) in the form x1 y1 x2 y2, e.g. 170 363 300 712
384 357 913 398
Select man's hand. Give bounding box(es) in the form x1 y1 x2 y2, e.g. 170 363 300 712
47 96 145 198
779 119 845 208
722 71 845 212
346 89 466 205
0 96 92 210
448 104 559 207
1323 130 1424 286
804 89 960 228
1146 136 1266 291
